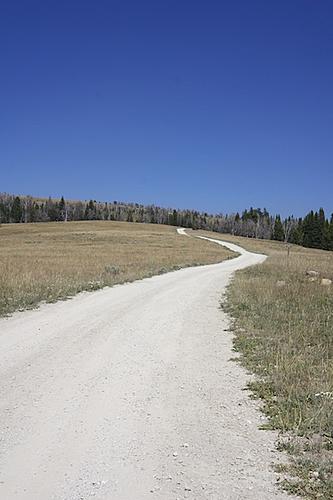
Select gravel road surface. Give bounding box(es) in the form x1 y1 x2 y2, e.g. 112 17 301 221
0 230 295 499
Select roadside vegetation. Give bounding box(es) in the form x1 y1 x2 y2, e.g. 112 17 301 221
198 231 333 499
0 221 233 317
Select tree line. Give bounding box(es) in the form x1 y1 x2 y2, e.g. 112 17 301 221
0 193 332 251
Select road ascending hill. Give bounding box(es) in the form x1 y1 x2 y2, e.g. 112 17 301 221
0 230 295 499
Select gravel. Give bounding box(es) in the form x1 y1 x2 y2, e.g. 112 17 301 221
0 231 297 499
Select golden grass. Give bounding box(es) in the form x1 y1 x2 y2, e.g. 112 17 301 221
197 230 333 499
0 221 233 317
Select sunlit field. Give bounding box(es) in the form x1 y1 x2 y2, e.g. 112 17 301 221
0 221 233 317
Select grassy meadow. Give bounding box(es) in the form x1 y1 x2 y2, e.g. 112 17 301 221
0 221 233 317
197 230 333 499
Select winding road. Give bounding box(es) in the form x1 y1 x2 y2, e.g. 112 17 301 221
0 230 294 499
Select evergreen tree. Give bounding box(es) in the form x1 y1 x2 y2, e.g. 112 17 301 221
322 219 331 250
0 200 10 223
302 210 326 249
84 200 96 220
46 197 59 221
329 214 333 251
318 208 326 247
29 202 38 222
303 211 315 248
169 209 178 226
272 215 284 241
59 196 67 221
290 218 303 245
312 212 323 248
11 196 23 223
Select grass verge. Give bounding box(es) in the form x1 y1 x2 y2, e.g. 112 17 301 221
198 231 333 499
0 221 233 317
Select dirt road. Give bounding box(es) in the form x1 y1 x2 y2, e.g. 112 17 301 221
0 231 293 499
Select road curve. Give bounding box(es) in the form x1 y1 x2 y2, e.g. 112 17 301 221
0 230 293 500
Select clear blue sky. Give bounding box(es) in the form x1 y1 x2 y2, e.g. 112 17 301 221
1 0 332 217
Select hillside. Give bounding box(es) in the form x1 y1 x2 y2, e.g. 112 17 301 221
0 220 233 317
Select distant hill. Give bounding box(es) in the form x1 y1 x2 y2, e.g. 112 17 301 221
0 193 332 251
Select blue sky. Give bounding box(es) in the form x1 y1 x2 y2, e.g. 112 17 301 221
1 0 332 217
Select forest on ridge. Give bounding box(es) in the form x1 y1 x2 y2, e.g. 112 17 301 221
1 193 332 251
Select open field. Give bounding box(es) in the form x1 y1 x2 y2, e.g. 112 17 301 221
197 230 333 499
0 221 233 317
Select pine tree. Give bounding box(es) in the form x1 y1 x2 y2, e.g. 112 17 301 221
290 218 303 245
170 209 178 226
322 219 331 250
329 214 333 251
84 200 96 220
272 215 284 241
11 196 23 223
59 196 67 221
312 212 323 248
318 208 326 248
0 200 10 223
303 211 315 247
46 197 59 221
29 202 38 222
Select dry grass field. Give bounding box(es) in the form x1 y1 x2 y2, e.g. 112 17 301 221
198 230 333 499
0 221 233 317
